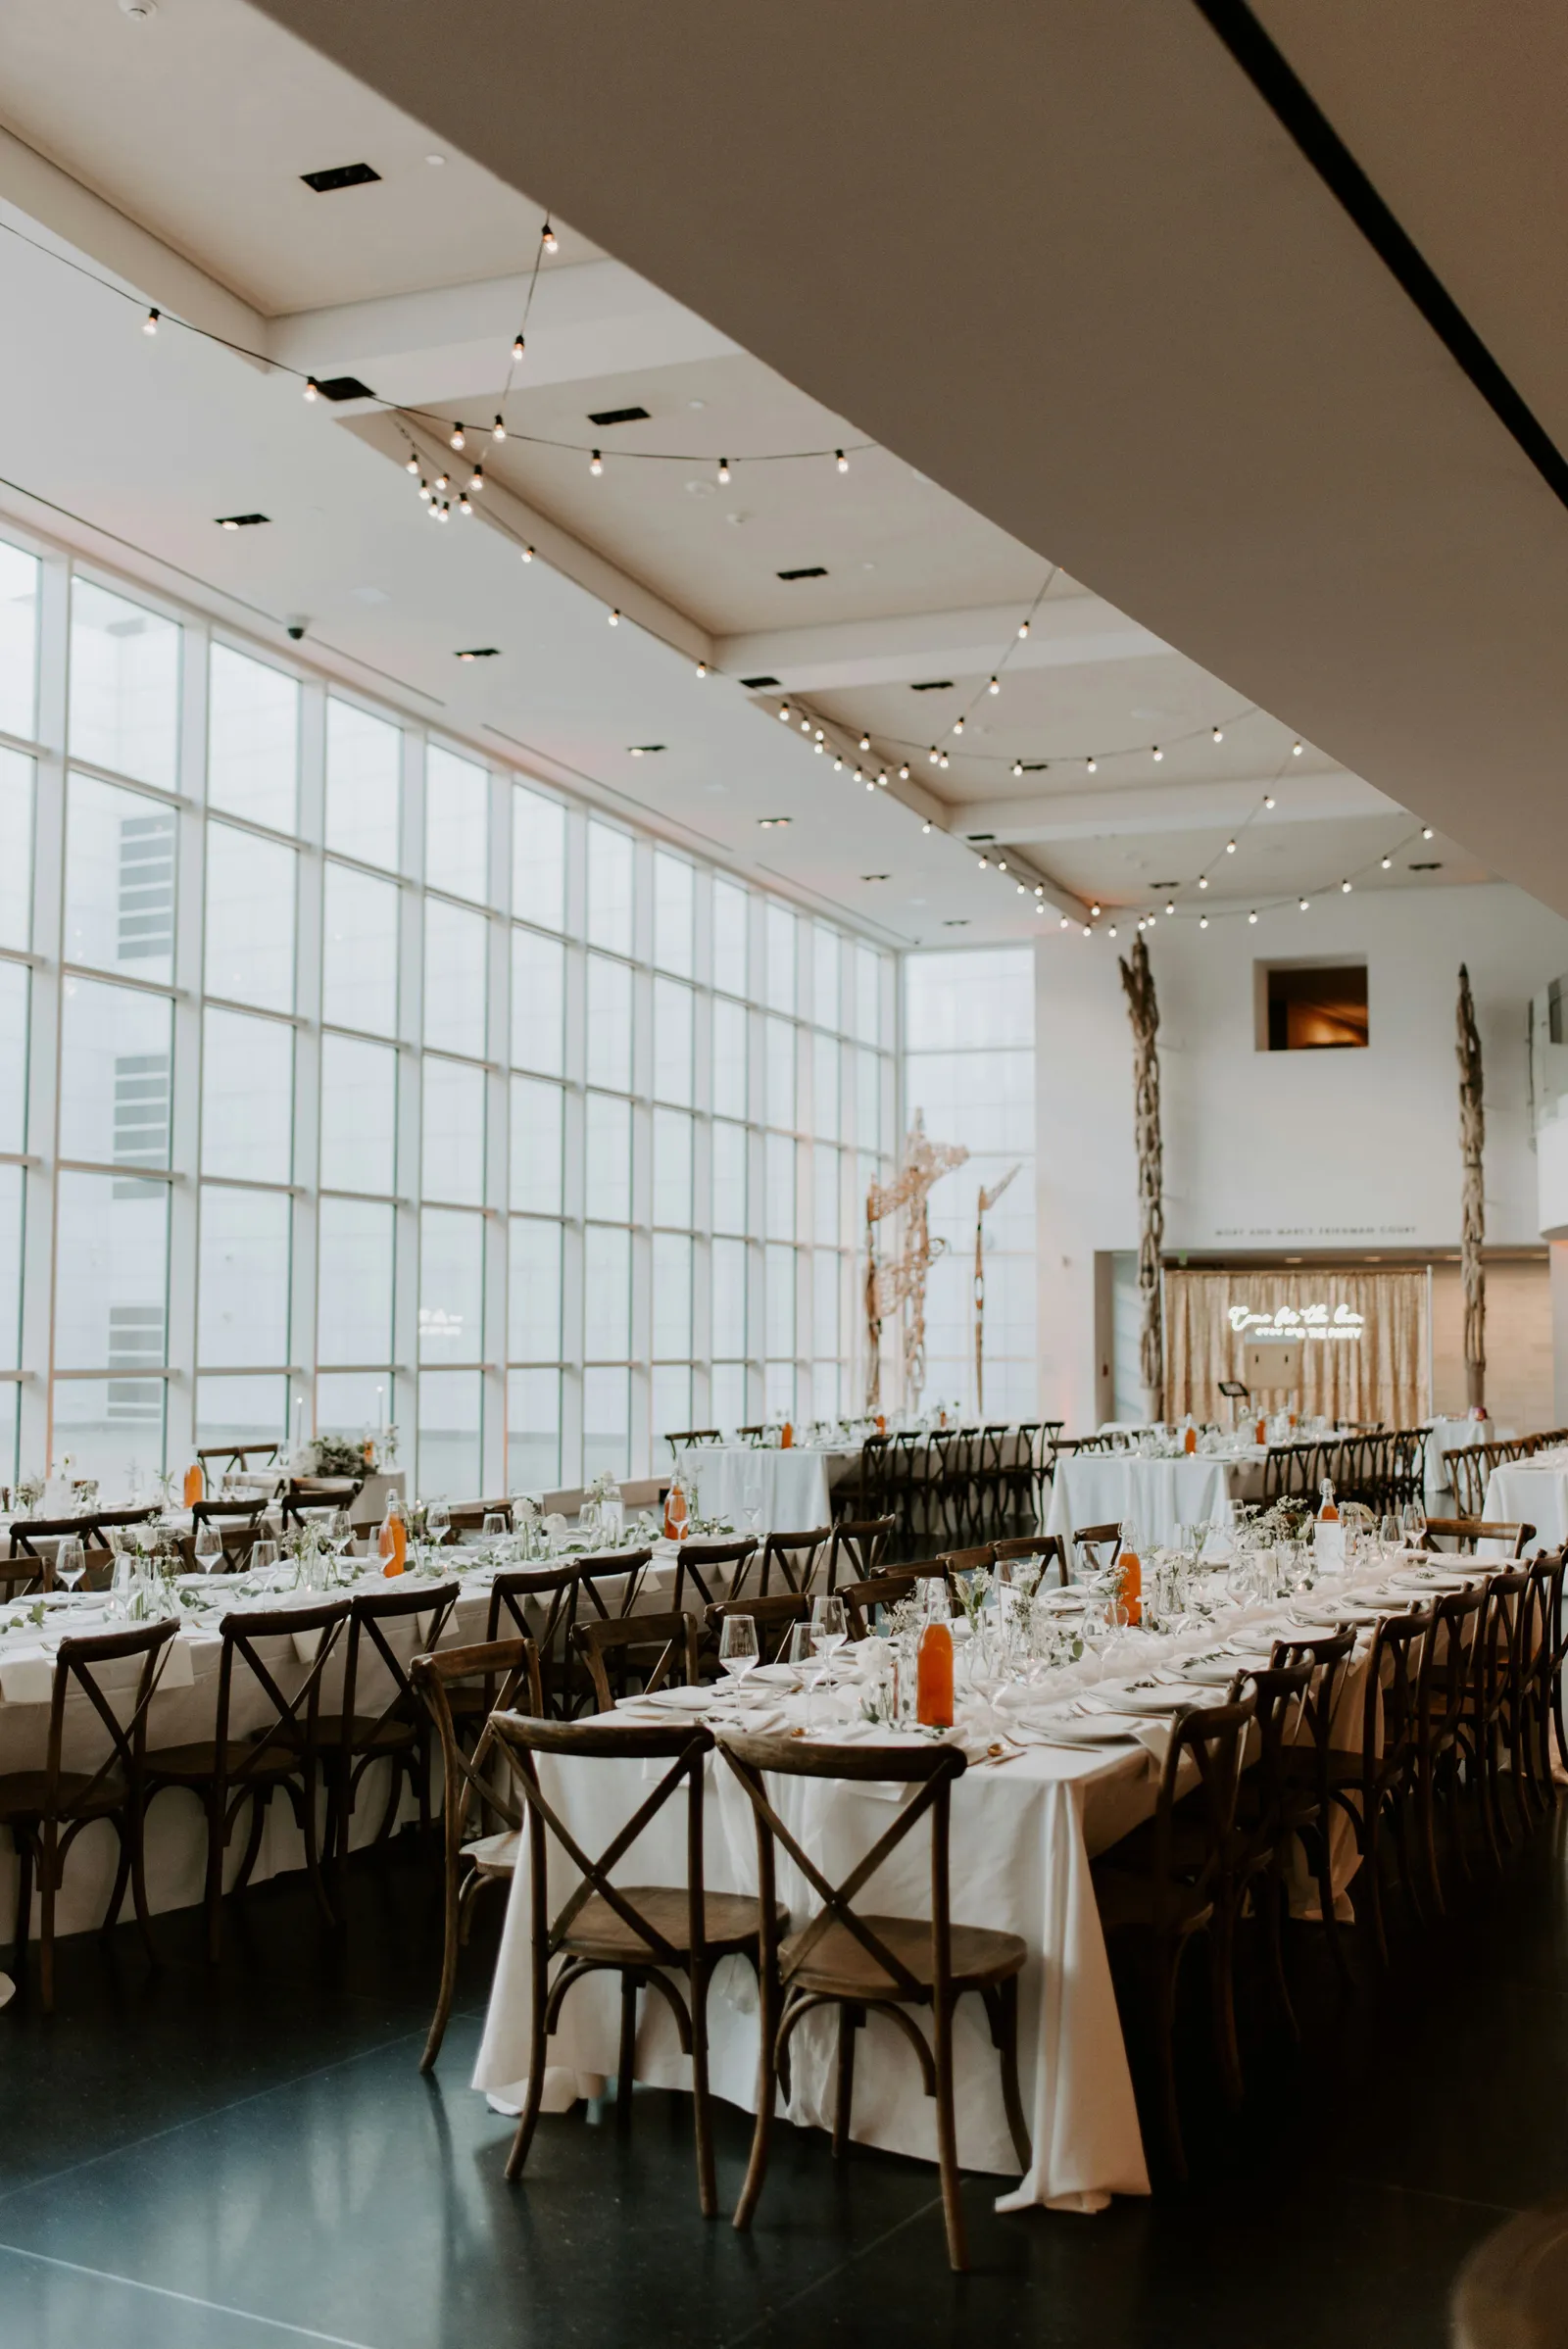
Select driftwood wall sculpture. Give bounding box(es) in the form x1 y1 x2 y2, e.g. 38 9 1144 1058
863 1110 968 1413
1456 963 1486 1411
973 1162 1020 1417
1118 935 1165 1420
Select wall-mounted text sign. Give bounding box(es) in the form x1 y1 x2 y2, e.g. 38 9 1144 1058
1227 1303 1365 1344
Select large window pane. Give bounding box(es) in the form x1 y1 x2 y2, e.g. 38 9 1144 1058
813 1146 841 1248
198 1186 290 1367
654 853 694 976
207 824 295 1012
322 861 399 1036
765 1134 796 1243
765 1016 796 1130
765 1361 796 1422
712 997 747 1119
424 898 488 1057
512 929 564 1075
812 1033 840 1140
208 645 299 831
765 903 796 1013
652 1367 691 1464
0 1164 24 1368
318 1198 394 1365
508 1367 560 1491
855 946 880 1043
0 751 34 951
586 954 632 1091
586 821 633 950
513 785 565 928
66 773 176 985
585 1093 631 1223
0 962 26 1156
766 1243 796 1356
423 1055 485 1206
812 926 840 1031
197 1374 287 1455
653 976 694 1105
583 1225 630 1358
54 1170 169 1371
202 1008 292 1185
420 1207 484 1361
53 1378 164 1499
713 879 748 997
509 1217 562 1360
70 579 179 790
418 1368 481 1497
326 697 401 867
425 745 490 901
59 977 172 1171
712 1121 747 1236
0 539 38 742
652 1107 693 1229
582 1366 628 1482
318 1371 394 1442
653 1231 692 1359
712 1238 748 1358
510 1076 563 1213
813 1251 841 1358
856 1048 880 1151
319 1035 397 1195
712 1361 746 1434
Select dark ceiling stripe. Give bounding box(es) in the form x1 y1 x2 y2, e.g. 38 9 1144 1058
1189 0 1568 514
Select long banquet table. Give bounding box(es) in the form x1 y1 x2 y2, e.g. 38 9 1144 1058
470 1549 1482 2213
1045 1448 1265 1551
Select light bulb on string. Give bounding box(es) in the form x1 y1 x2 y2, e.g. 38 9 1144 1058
1381 855 1392 869
778 705 792 723
1212 725 1223 742
1249 909 1258 924
998 858 1008 872
450 422 466 450
1017 619 1030 640
1292 741 1303 756
541 220 559 254
416 480 431 502
695 661 708 678
1198 875 1208 890
1263 794 1276 808
1422 825 1434 840
511 330 525 362
833 758 844 772
717 458 730 483
858 733 870 752
1086 757 1098 773
589 450 603 476
1165 901 1175 915
492 416 507 441
304 377 319 401
921 819 932 834
1059 915 1069 929
799 717 811 734
1108 923 1118 937
1200 915 1208 930
520 544 534 562
467 466 484 492
988 676 1001 696
939 752 950 768
899 763 910 781
404 450 420 475
836 449 849 472
1299 897 1310 911
435 472 450 492
1090 902 1102 917
1225 839 1236 855
927 746 940 764
1341 878 1352 894
814 739 825 755
608 608 619 626
877 770 889 787
953 717 964 736
458 491 473 514
1082 924 1092 939
1012 761 1024 776
1146 911 1156 926
978 855 989 869
1035 884 1045 897
143 307 159 334
1152 745 1163 762
1136 918 1145 932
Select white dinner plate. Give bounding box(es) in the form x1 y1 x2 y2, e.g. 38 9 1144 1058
1021 1710 1144 1745
615 1685 710 1714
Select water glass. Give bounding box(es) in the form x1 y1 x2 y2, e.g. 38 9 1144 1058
785 1621 825 1722
193 1521 223 1578
251 1537 279 1578
810 1593 848 1688
425 1500 451 1546
481 1511 508 1542
717 1613 760 1688
1401 1501 1427 1551
56 1535 86 1595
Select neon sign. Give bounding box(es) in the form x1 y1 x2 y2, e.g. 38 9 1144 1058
1227 1302 1364 1344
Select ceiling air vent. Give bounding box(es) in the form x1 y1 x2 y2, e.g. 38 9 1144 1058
910 679 955 692
216 514 269 529
740 674 780 690
301 162 381 192
455 648 500 661
316 376 375 403
587 405 651 426
776 565 827 581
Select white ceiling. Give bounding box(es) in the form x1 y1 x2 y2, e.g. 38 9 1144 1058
0 0 1512 941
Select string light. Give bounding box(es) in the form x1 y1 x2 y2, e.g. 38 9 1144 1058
1086 757 1098 773
1249 909 1257 924
1380 854 1392 869
1200 915 1208 930
877 770 889 787
1017 619 1031 640
467 466 484 492
1341 878 1352 893
988 676 1001 695
1060 915 1069 929
928 746 940 764
1212 725 1223 742
512 330 525 362
898 763 910 781
542 220 559 254
1090 902 1102 917
143 307 159 334
939 753 949 768
492 416 507 441
458 489 473 514
1299 897 1310 911
921 819 932 834
416 479 430 502
404 450 420 474
1292 741 1303 756
450 422 466 450
800 717 811 733
836 449 849 472
717 458 730 483
1422 825 1434 840
978 855 989 869
833 757 844 772
858 732 871 751
1011 760 1023 777
435 472 450 492
1225 839 1237 854
304 376 319 401
778 705 792 723
1263 794 1275 808
1198 876 1208 890
1108 923 1118 938
1152 746 1163 762
695 661 708 678
1165 901 1175 915
589 450 603 475
520 545 533 561
997 858 1008 872
608 608 619 626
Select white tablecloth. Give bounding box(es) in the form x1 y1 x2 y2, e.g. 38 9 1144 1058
1482 1463 1566 1549
679 1446 847 1534
1045 1453 1241 1552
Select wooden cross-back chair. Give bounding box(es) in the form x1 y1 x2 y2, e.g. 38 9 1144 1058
196 1440 281 1480
1321 1603 1434 1967
186 1495 271 1571
1264 1626 1358 1982
718 1727 1030 2272
1442 1448 1490 1520
410 1634 538 2071
705 1591 810 1665
1423 1517 1535 1558
671 1538 759 1612
840 1573 918 1639
1072 1523 1123 1583
574 1610 704 1713
485 1564 584 1720
825 1516 896 1593
320 1579 461 1861
1413 1584 1489 1916
758 1526 830 1595
0 1618 178 2010
664 1429 721 1448
280 1480 361 1532
143 1598 350 1959
1522 1546 1567 1804
992 1534 1068 1589
488 1713 780 2216
0 1553 53 1601
8 1506 156 1559
1460 1564 1534 1872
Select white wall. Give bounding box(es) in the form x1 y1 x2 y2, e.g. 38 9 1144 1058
1034 883 1568 1429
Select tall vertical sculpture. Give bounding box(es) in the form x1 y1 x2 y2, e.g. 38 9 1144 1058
863 1111 968 1412
973 1162 1021 1417
1118 935 1165 1421
1456 963 1486 1411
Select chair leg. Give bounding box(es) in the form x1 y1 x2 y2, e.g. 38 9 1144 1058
930 1992 968 2273
301 1764 335 1930
419 1853 463 2074
1208 1904 1244 2109
232 1782 270 1895
992 1976 1032 2173
504 1965 551 2182
38 1825 58 2015
689 1964 717 2221
1416 1756 1446 1918
733 1978 780 2233
204 1786 227 1965
12 1831 32 1978
1153 1939 1187 2183
128 1788 159 1964
101 1817 133 1940
1260 1863 1298 2041
832 2002 860 2159
616 1972 639 2125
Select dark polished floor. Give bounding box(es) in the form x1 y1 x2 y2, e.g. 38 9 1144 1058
1 1802 1565 2349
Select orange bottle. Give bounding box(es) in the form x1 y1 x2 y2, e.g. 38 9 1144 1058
1183 1424 1197 1455
1118 1545 1143 1627
875 1413 886 1436
781 1420 794 1449
378 1497 407 1576
1255 1415 1267 1445
663 1476 689 1542
916 1619 954 1728
1317 1479 1339 1523
182 1462 204 1508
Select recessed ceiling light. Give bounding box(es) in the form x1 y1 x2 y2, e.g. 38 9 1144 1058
314 375 375 403
455 647 500 661
777 565 828 581
759 815 791 829
910 680 955 694
215 514 269 529
425 153 446 166
739 674 780 690
860 873 890 883
119 0 157 18
943 918 969 928
628 744 665 757
301 162 381 193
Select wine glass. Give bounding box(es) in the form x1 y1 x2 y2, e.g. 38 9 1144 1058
193 1520 223 1578
1380 1512 1402 1560
425 1500 451 1548
810 1593 848 1692
784 1620 824 1725
481 1511 508 1542
250 1536 278 1579
717 1613 760 1693
55 1535 86 1597
1400 1500 1427 1552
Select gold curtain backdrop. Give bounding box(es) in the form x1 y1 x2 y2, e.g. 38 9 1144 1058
1164 1268 1430 1430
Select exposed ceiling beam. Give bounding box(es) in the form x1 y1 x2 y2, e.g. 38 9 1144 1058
266 259 739 408
0 123 263 351
715 593 1168 692
960 768 1397 843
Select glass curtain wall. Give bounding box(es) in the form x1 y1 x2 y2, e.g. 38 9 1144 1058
0 521 895 1498
903 948 1037 1418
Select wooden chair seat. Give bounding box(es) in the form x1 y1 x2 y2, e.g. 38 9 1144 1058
145 1737 304 1785
315 1709 420 1756
1091 1866 1216 1935
565 1885 780 1967
780 1912 1026 1999
463 1828 520 1876
0 1767 130 1824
